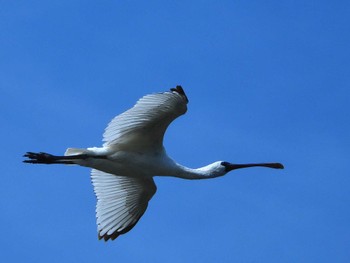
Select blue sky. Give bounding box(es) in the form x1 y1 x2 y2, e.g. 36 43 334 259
1 1 349 262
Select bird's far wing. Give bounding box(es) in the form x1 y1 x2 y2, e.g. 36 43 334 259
91 169 157 241
103 86 188 152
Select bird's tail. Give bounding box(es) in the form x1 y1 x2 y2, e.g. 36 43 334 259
64 148 89 156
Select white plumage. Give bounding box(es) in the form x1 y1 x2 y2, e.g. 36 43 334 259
103 90 187 151
24 86 283 241
91 169 156 239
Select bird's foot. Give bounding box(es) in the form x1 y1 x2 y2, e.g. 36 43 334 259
23 152 58 164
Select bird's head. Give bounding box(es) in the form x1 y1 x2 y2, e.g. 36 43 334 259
199 161 284 178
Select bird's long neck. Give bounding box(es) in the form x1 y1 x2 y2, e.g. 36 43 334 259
172 163 222 180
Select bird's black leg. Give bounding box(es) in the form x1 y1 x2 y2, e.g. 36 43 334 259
23 151 108 164
23 152 83 164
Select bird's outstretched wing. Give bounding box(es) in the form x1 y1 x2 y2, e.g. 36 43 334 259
91 169 157 241
103 86 188 152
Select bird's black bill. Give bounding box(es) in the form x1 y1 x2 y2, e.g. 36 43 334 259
222 162 284 172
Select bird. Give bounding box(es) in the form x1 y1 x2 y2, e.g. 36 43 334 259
24 85 284 241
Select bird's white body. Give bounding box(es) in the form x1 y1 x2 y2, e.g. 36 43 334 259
71 146 226 180
24 86 283 241
74 147 175 178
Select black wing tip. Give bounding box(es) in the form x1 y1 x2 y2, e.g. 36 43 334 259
170 85 189 103
98 232 120 241
97 219 141 241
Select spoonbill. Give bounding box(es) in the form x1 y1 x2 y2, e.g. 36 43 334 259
24 86 284 241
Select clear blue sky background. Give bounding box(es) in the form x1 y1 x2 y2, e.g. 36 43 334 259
1 1 349 262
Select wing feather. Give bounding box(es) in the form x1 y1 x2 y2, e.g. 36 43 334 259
103 86 188 152
91 169 157 241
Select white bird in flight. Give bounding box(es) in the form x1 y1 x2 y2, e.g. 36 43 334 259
24 86 284 241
